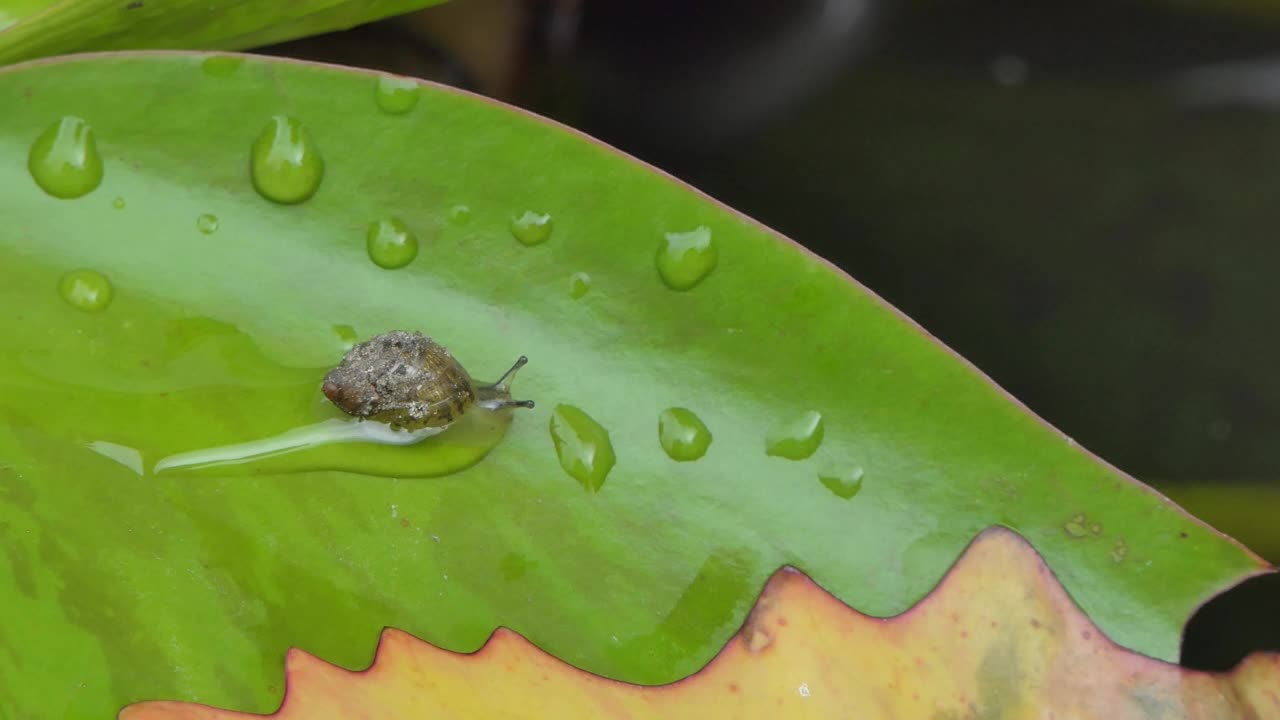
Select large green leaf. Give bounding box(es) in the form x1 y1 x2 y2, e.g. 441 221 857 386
0 0 444 66
0 52 1268 717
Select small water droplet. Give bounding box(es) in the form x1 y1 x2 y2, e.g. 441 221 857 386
28 116 103 199
196 213 219 235
656 225 716 290
201 55 244 77
798 683 811 698
764 410 824 460
549 404 615 492
745 629 772 653
366 217 419 269
818 466 864 499
1111 541 1128 563
569 272 591 299
510 211 553 246
250 115 324 205
448 204 473 225
332 324 358 349
1089 522 1103 535
375 74 421 114
658 407 712 461
1063 514 1089 538
58 269 113 313
112 196 125 210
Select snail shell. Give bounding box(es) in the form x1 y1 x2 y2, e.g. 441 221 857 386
321 330 533 431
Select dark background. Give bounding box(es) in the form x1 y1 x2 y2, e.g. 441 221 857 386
262 0 1280 667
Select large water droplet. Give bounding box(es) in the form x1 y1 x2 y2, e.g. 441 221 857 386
569 271 591 299
656 225 716 290
818 466 864 499
28 116 103 199
196 213 219 235
510 211 553 246
366 217 419 269
549 404 615 491
764 410 824 460
658 407 712 461
375 74 421 115
250 115 324 204
58 269 113 313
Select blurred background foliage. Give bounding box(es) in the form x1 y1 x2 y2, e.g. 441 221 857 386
255 0 1280 562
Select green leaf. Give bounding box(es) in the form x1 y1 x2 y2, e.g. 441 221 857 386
0 0 444 66
0 53 1268 717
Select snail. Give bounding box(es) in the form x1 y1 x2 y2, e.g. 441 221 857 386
321 330 534 432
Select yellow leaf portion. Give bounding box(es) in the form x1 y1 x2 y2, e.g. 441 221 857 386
121 528 1280 719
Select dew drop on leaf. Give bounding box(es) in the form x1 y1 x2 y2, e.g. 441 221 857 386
818 466 864 499
510 211 553 246
375 74 421 115
250 115 324 204
196 213 219 235
656 225 717 290
569 271 591 299
58 269 113 313
1111 541 1128 563
366 217 419 269
201 54 244 77
1064 514 1090 538
658 407 712 461
765 410 824 460
549 404 615 491
448 204 473 225
332 324 358 350
28 116 103 199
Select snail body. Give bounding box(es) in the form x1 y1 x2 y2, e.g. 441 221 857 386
321 330 533 431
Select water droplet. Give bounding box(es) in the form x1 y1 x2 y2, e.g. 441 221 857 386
375 74 421 115
510 211 553 246
332 324 358 349
201 55 243 77
656 225 716 290
745 629 772 653
549 404 615 492
1063 514 1089 538
569 272 591 299
658 407 712 461
1089 522 1103 535
818 466 864 499
1111 541 1128 563
250 115 324 205
448 204 473 225
764 410 824 460
366 217 419 269
798 683 811 698
58 269 113 313
28 116 103 199
112 196 125 210
196 213 219 235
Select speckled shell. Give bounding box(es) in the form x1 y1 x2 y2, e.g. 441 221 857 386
321 331 476 430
